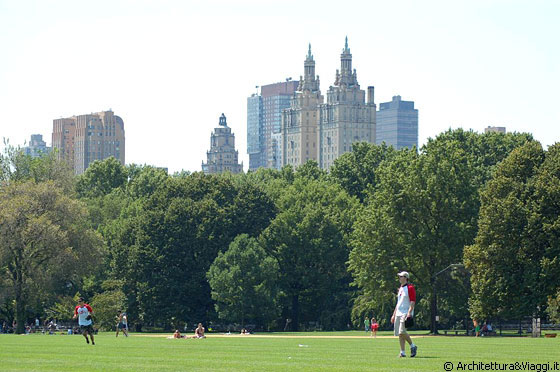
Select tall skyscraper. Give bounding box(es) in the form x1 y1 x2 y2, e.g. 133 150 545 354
282 44 324 167
202 113 243 174
23 134 51 158
247 80 298 170
376 95 418 150
318 37 376 170
247 93 263 170
52 110 125 174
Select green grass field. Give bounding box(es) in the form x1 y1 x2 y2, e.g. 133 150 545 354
1 331 558 371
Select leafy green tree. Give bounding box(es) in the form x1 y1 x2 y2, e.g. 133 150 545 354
0 142 74 191
0 181 103 333
244 167 293 204
260 177 360 330
349 129 534 333
546 290 560 324
465 141 560 320
207 234 279 327
45 294 80 323
90 281 126 331
126 165 169 199
329 142 397 202
109 173 276 328
531 143 560 308
75 157 128 198
294 160 326 181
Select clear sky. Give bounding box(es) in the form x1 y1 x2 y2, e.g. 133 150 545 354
1 0 558 173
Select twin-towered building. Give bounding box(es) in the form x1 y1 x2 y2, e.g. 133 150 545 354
282 38 377 170
250 38 377 171
249 38 419 171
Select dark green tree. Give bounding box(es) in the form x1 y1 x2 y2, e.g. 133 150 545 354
108 173 276 327
349 129 534 333
260 177 360 330
329 142 397 202
75 157 128 198
207 234 279 328
465 141 560 320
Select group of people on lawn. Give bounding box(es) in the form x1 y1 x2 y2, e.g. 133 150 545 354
172 323 206 339
70 270 418 359
473 320 494 336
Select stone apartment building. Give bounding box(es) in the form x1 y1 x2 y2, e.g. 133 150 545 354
318 37 376 170
281 44 324 167
52 110 125 174
202 113 243 174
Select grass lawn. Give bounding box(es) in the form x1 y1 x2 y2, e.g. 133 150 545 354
0 331 558 371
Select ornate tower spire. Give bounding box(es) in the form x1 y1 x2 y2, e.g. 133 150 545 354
302 43 319 92
219 113 227 126
338 36 356 86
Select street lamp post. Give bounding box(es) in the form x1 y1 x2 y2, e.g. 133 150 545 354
431 263 464 335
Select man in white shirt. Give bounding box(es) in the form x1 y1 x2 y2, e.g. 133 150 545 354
73 297 95 345
391 271 418 357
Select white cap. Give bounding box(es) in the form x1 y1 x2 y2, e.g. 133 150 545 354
397 271 410 278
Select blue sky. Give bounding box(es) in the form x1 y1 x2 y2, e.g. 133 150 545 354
1 0 558 172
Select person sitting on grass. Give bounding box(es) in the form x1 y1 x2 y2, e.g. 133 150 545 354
192 323 206 338
173 330 182 339
481 323 488 336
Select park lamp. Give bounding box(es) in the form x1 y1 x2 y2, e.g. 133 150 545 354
432 263 465 335
434 263 464 278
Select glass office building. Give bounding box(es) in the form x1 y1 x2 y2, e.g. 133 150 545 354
247 94 264 170
376 95 418 150
247 81 298 170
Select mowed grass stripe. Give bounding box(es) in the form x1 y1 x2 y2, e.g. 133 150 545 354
0 332 558 371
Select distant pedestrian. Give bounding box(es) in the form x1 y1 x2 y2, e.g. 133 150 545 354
370 317 379 338
474 319 480 337
116 310 129 337
364 316 370 334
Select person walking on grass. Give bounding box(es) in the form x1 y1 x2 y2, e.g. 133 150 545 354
116 310 129 337
391 271 417 358
364 316 370 334
73 297 95 345
370 317 379 338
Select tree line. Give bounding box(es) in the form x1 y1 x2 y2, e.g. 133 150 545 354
1 129 559 334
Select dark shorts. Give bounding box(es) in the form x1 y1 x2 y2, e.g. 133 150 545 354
80 324 94 334
118 323 127 329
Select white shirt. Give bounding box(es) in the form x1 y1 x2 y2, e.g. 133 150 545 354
75 305 92 326
396 284 416 317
